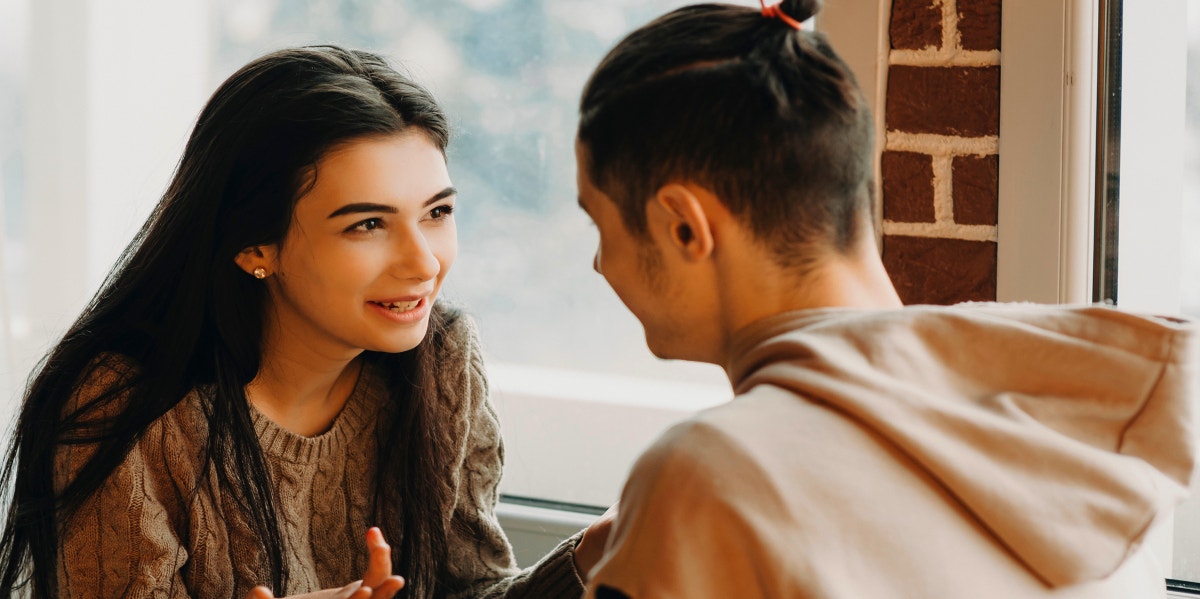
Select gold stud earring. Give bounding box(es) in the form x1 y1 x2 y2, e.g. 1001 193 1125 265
253 267 267 279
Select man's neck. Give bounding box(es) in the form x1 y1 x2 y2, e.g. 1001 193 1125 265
716 235 902 370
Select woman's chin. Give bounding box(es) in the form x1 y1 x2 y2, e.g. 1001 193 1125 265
369 326 431 354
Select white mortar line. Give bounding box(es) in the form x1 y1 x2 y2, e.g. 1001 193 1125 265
889 48 1001 67
932 155 955 223
941 0 960 51
886 131 998 156
883 221 998 242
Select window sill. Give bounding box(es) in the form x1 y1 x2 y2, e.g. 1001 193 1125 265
489 361 729 507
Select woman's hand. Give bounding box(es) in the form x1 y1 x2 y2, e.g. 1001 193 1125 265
573 503 618 582
245 527 405 599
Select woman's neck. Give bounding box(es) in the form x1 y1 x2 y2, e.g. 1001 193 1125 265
247 333 365 438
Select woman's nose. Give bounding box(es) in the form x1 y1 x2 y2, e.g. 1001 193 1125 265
393 230 441 281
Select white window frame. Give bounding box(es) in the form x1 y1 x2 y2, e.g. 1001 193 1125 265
996 0 1186 314
995 0 1101 305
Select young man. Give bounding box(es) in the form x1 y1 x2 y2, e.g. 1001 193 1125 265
573 1 1199 597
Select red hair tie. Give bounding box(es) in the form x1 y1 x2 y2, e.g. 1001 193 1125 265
760 1 803 30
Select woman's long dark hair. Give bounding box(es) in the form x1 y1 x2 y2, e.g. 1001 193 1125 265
0 46 459 598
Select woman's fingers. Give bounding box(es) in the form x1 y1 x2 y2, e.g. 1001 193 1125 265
257 529 399 599
246 578 399 599
336 580 370 599
360 527 405 599
362 527 393 588
370 575 405 599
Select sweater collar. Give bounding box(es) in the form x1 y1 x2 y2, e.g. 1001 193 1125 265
248 362 382 464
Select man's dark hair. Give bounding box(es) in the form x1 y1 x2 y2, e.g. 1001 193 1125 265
579 0 875 270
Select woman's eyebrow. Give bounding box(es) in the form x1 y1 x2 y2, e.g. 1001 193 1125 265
423 186 458 207
327 203 398 218
327 187 457 219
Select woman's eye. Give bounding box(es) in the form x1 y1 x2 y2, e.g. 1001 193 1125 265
349 218 384 233
429 205 455 220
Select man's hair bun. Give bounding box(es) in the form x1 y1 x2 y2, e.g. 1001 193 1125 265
779 0 821 23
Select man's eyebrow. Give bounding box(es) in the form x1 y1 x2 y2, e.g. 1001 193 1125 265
327 187 457 219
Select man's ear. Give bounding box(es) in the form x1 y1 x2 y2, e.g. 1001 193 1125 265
650 183 715 262
234 245 279 278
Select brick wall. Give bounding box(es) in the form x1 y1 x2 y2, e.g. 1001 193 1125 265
881 0 1002 305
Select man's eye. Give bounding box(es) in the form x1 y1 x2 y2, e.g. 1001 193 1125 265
430 205 455 219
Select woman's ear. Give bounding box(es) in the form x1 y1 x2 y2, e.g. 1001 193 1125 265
234 245 279 278
650 183 715 262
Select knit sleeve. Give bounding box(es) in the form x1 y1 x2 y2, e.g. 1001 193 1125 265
442 316 586 599
55 364 196 599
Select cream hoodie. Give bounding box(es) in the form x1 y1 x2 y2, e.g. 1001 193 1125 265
587 303 1198 598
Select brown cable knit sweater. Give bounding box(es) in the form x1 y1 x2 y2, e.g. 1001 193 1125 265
54 316 583 598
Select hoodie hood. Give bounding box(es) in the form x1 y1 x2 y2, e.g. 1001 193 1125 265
726 303 1199 588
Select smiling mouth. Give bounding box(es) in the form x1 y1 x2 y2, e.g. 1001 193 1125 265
371 299 422 313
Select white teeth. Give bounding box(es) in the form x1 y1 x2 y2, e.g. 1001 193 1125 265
380 300 420 312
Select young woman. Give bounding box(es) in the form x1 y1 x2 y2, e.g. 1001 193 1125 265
0 46 607 599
